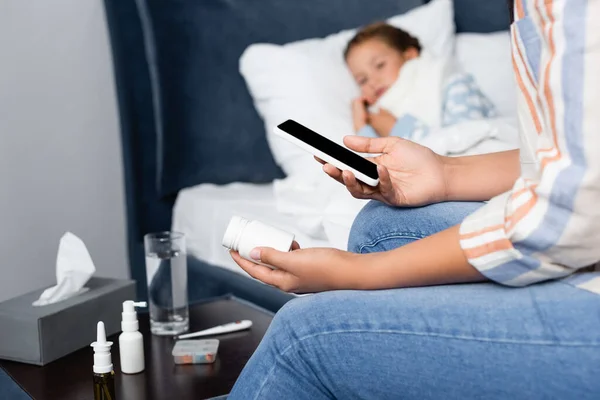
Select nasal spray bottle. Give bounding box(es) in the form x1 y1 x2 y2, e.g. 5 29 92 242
119 300 147 374
91 321 116 400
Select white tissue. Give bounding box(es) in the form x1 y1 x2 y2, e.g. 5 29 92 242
32 232 96 306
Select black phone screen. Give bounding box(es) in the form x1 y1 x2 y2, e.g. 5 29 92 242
277 119 378 180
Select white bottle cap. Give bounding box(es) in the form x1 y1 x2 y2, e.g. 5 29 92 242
121 300 147 332
90 321 113 374
222 216 247 251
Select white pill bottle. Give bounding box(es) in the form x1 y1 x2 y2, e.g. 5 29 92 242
222 216 295 266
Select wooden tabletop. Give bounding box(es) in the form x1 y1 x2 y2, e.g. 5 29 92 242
0 297 274 400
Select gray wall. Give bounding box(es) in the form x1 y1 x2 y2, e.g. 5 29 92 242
0 0 129 302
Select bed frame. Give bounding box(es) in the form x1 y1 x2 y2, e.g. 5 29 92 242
102 0 510 311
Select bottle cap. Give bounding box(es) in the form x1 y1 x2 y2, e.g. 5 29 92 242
121 301 147 332
222 216 247 251
90 321 113 374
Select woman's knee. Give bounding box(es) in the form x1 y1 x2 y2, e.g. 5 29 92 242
347 200 426 254
265 294 333 352
272 294 324 331
347 201 382 252
268 292 373 347
347 201 484 254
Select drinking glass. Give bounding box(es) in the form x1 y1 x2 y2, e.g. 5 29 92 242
144 231 189 335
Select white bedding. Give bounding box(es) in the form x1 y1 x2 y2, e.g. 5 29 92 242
173 29 521 274
171 183 332 275
172 116 520 274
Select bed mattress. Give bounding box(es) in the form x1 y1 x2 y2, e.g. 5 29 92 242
172 182 331 277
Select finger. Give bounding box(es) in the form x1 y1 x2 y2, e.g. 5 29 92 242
291 241 301 251
343 135 398 154
314 156 326 165
379 108 393 117
230 250 274 277
341 170 371 199
376 165 395 202
230 250 290 287
253 247 299 273
322 164 344 184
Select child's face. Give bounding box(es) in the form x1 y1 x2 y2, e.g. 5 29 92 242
346 38 417 105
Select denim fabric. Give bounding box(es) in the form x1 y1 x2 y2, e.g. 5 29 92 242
0 368 30 400
348 200 484 253
228 201 600 398
229 281 600 399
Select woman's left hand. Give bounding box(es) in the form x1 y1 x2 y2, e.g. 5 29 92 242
230 242 366 293
368 108 396 137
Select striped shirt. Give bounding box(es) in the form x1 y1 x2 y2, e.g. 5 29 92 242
459 0 600 294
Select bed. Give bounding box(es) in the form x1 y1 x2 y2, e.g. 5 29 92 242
102 0 512 312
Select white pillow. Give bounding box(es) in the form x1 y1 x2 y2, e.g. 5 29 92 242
240 0 455 177
454 31 516 118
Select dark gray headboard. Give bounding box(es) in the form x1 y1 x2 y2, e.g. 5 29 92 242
452 0 511 33
102 0 510 297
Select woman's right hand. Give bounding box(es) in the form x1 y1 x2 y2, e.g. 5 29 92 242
320 135 448 207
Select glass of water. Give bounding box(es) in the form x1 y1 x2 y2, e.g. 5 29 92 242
144 231 189 336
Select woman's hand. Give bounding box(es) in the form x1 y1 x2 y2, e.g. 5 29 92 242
367 108 396 137
351 96 368 132
320 135 448 207
230 242 366 293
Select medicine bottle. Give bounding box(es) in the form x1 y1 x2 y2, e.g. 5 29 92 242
119 300 146 374
222 216 295 265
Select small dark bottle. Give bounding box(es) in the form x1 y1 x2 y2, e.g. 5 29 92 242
93 371 116 400
91 321 116 400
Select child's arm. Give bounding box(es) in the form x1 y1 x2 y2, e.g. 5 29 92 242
362 110 429 141
367 109 396 136
354 99 428 140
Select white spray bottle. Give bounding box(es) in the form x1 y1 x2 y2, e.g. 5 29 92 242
119 300 147 374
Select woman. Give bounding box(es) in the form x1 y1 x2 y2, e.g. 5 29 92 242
228 0 600 398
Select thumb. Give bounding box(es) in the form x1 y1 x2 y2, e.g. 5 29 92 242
344 135 396 154
250 247 292 270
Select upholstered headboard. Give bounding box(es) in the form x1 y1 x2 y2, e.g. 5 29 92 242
103 0 510 297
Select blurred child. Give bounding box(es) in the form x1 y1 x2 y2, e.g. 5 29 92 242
344 22 496 139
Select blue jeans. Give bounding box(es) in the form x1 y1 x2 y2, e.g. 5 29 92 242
228 201 600 399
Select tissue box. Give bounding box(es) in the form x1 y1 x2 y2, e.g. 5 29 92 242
0 277 136 366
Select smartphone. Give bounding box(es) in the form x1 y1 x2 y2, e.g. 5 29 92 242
273 119 379 186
